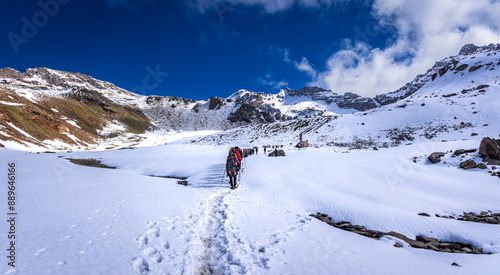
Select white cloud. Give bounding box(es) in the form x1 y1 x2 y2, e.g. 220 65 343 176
294 57 317 77
312 0 500 96
258 76 289 89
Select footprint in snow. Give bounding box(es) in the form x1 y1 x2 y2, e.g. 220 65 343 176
95 210 102 213
5 269 19 274
57 262 66 266
79 250 87 254
131 257 149 273
161 240 170 250
35 248 47 256
102 232 108 236
105 225 111 229
145 227 159 237
70 225 77 229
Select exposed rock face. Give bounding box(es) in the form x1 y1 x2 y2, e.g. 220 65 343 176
479 137 500 160
285 86 377 111
209 96 224 110
428 152 445 163
228 103 259 123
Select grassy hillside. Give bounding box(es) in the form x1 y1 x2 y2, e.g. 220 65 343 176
0 87 151 149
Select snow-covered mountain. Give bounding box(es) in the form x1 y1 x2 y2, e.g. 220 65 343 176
195 43 500 147
1 43 500 150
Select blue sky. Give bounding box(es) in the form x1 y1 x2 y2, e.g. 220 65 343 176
2 0 500 100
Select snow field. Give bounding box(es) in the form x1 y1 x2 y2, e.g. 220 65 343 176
3 138 500 274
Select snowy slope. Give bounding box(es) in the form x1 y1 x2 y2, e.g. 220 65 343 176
0 67 141 104
2 136 500 274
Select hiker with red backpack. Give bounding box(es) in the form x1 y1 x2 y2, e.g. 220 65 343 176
226 150 240 189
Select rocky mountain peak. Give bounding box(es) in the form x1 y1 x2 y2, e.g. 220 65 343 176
459 43 500 56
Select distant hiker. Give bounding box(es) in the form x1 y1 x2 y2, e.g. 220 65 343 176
264 147 266 153
255 147 258 154
226 152 240 189
274 148 278 157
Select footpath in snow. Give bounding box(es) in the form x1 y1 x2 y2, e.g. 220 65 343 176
1 139 500 274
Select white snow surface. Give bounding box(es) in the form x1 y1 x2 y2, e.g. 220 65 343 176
1 136 500 274
0 101 24 106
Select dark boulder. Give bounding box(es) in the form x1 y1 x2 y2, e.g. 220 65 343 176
459 160 477 170
455 64 469 72
479 137 500 160
296 141 310 148
268 150 286 157
428 152 445 163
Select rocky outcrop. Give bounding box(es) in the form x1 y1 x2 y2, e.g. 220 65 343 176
209 96 224 110
228 104 258 124
310 213 485 254
436 211 500 224
479 137 500 160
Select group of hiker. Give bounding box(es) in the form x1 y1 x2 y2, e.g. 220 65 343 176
225 146 260 189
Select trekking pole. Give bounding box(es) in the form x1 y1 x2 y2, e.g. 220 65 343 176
220 169 226 186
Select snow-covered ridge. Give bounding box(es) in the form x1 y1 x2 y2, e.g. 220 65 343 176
375 43 500 105
0 67 141 104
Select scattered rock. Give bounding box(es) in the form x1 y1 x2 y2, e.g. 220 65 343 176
452 262 461 267
478 163 487 169
443 93 458 98
428 152 445 163
418 213 430 217
177 180 188 186
469 65 483 72
476 84 490 90
453 149 477 156
459 160 477 170
268 150 286 157
394 242 403 248
471 133 479 136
